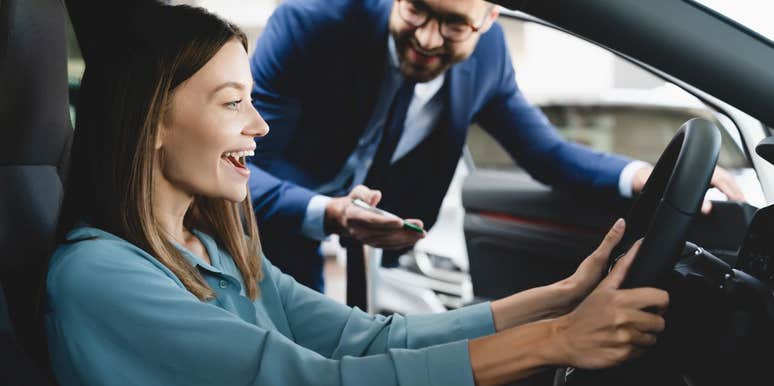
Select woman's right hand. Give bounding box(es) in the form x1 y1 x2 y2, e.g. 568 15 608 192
550 239 669 369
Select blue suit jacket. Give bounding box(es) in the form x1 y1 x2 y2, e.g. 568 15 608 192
248 0 629 262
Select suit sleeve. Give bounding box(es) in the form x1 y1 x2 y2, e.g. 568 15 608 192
46 242 480 386
248 163 316 237
248 0 364 233
474 29 631 194
247 1 318 234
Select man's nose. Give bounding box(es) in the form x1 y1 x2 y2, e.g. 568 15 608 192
414 18 444 50
244 105 269 138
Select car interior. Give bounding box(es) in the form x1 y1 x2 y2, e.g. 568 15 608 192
1 0 71 384
2 0 774 385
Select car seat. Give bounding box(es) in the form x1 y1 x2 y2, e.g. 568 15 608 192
0 0 72 384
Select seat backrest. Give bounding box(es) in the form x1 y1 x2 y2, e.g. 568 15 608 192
0 0 72 383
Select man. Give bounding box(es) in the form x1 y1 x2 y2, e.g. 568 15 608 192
248 0 744 292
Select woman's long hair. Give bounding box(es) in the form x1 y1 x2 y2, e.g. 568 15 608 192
57 4 262 300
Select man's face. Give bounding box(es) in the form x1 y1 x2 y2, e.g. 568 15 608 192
389 0 497 82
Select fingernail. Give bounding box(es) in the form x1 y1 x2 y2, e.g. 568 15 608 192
613 218 624 230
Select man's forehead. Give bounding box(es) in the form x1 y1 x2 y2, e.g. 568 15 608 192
420 0 489 17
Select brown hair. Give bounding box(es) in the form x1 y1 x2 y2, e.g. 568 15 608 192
58 4 262 300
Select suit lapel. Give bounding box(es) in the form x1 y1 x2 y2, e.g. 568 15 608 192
445 56 476 156
351 1 392 136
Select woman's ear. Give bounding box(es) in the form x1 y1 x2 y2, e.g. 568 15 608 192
155 122 165 150
156 102 173 150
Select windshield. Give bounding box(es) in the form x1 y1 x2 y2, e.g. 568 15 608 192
692 0 774 41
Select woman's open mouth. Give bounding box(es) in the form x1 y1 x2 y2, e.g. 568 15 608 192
221 149 254 177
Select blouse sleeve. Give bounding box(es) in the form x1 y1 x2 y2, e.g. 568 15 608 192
262 257 496 359
45 241 480 386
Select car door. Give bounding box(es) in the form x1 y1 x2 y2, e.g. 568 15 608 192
463 14 761 299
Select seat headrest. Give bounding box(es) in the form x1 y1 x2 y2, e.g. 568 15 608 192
0 0 72 167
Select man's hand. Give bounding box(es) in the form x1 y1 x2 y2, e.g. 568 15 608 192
632 165 746 214
324 185 425 250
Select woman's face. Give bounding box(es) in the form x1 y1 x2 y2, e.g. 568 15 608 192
157 39 268 203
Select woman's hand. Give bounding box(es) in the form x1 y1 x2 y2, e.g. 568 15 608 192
470 229 668 385
556 218 626 311
549 239 669 369
489 219 627 331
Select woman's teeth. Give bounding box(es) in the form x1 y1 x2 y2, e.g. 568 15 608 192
223 150 254 159
222 150 254 168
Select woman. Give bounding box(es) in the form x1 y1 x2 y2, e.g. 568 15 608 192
46 4 668 386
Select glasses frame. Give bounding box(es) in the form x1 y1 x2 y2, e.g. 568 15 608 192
396 0 491 43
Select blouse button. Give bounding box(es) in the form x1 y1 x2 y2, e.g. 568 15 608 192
219 279 228 289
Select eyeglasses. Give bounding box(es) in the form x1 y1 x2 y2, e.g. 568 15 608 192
396 0 490 43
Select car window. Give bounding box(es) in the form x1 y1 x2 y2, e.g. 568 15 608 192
691 0 774 42
467 16 750 172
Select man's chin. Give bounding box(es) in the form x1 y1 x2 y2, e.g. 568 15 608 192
400 63 447 83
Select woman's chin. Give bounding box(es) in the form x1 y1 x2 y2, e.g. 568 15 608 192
209 186 248 203
227 190 248 203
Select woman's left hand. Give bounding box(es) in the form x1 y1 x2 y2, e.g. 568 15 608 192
490 218 628 331
557 218 626 309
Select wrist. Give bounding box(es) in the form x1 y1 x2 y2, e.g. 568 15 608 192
491 283 577 332
543 316 572 366
469 319 559 385
547 280 582 317
323 197 347 235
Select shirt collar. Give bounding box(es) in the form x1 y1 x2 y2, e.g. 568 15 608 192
173 229 224 274
387 35 446 92
66 224 225 274
65 224 122 242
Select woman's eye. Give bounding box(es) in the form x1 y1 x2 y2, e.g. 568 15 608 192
225 99 242 110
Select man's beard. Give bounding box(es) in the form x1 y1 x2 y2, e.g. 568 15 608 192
394 33 455 82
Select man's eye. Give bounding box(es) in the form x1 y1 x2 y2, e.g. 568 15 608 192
407 1 427 15
445 22 468 33
225 100 242 110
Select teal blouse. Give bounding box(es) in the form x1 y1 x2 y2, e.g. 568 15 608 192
45 226 495 386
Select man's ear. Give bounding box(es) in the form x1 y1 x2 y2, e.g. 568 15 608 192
478 4 500 34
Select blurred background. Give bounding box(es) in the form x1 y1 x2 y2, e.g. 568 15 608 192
64 0 768 308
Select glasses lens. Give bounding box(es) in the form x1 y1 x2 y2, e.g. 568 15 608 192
400 1 428 27
441 22 472 42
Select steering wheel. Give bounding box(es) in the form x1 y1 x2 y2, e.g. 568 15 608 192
614 118 720 289
555 118 721 385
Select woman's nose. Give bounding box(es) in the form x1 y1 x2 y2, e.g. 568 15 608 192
244 105 269 138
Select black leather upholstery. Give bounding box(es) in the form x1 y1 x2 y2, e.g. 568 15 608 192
0 0 71 383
